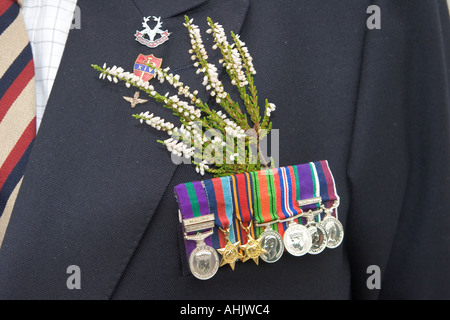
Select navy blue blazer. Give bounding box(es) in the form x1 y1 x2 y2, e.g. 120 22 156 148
1 0 449 300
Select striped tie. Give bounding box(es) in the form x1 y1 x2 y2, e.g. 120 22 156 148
0 0 36 246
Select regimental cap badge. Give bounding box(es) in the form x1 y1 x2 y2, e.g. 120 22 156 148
135 16 170 48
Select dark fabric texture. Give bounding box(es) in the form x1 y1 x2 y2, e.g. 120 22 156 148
0 0 449 300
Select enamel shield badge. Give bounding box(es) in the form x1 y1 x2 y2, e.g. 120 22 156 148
133 54 162 82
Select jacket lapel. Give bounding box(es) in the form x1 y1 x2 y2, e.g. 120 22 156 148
0 0 249 299
132 0 209 18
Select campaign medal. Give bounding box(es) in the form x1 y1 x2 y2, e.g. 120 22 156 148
134 54 162 82
284 163 325 256
239 221 267 265
135 16 170 48
258 226 284 263
185 228 219 280
313 160 343 249
175 181 219 280
266 166 314 257
320 199 344 249
283 222 312 256
321 213 344 249
203 177 242 270
172 161 342 280
305 215 328 255
217 228 243 270
250 169 286 262
229 173 266 265
296 186 327 255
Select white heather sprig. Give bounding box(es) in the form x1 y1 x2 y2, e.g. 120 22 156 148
92 16 276 177
97 63 204 126
99 63 157 92
266 103 276 117
137 111 175 134
168 95 201 121
95 62 247 141
205 18 264 131
184 17 249 130
232 33 257 76
163 137 195 159
207 21 248 88
184 18 227 105
195 159 210 175
224 118 246 139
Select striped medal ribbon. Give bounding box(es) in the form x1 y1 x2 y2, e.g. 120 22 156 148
251 169 285 262
251 166 302 261
272 166 304 236
174 181 219 280
203 176 242 271
299 162 328 254
174 160 342 279
230 172 266 265
282 163 321 256
314 160 343 249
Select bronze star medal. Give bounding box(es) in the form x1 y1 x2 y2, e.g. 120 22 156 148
216 228 243 270
217 239 243 270
240 234 267 265
239 221 267 265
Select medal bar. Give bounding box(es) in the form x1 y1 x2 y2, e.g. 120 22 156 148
174 160 344 280
182 213 215 233
298 196 322 207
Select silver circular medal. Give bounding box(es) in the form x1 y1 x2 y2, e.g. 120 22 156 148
283 223 312 257
320 216 344 249
259 228 284 263
306 222 328 254
189 244 220 280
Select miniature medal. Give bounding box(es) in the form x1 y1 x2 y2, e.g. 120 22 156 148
182 213 219 280
314 161 343 249
135 16 170 48
283 221 312 257
258 226 284 263
217 232 243 271
305 219 328 255
321 213 344 249
217 240 242 270
189 245 219 280
239 221 267 265
186 230 220 280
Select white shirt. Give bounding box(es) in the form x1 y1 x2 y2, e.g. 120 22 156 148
22 0 78 131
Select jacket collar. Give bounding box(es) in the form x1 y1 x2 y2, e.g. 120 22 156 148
132 0 209 19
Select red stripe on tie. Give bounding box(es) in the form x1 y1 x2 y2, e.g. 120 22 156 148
0 0 13 16
0 59 34 122
0 117 36 191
